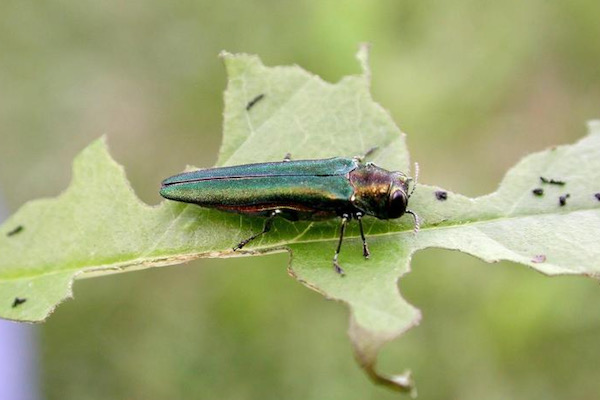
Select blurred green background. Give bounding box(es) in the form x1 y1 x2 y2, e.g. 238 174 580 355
1 0 600 399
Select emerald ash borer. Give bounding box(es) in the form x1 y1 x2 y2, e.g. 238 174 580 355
160 154 419 275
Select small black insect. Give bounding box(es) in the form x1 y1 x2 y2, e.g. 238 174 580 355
532 188 544 196
6 225 24 237
435 190 448 201
12 297 27 308
540 176 566 185
595 193 600 201
246 93 265 111
559 193 570 206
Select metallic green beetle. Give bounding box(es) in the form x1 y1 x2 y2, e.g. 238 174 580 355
160 155 418 275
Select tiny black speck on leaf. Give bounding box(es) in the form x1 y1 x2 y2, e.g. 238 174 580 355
540 176 566 185
246 93 265 110
559 194 570 206
12 297 27 308
595 193 600 201
435 191 448 201
6 225 24 237
532 188 544 196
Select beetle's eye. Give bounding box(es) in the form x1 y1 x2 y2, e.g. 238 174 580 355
387 190 408 219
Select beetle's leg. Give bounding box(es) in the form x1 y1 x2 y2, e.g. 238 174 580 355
362 146 378 160
332 214 349 275
233 210 280 251
353 146 378 163
283 153 292 162
406 209 420 233
356 212 370 259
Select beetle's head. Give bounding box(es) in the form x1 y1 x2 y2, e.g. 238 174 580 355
349 164 417 220
385 173 411 219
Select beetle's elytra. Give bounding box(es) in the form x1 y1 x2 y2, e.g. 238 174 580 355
160 154 418 274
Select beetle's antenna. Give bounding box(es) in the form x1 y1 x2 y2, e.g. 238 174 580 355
406 210 420 233
408 162 419 198
354 146 379 163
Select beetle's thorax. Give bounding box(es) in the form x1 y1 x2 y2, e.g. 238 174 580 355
348 163 409 219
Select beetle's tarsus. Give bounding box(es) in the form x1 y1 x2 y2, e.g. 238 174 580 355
233 242 245 251
363 246 371 259
332 215 349 275
356 213 370 259
333 258 346 276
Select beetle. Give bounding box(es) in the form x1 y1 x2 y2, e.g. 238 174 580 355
160 154 419 275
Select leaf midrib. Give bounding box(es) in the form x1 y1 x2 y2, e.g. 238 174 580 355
2 201 596 282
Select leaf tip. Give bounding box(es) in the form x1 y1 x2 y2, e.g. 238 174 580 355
356 43 372 83
71 135 119 179
79 135 111 159
218 50 233 60
348 307 422 395
587 119 600 135
219 50 264 79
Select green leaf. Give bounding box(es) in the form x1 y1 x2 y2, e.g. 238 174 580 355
1 46 600 394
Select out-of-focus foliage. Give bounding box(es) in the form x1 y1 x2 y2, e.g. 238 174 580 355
1 1 599 399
